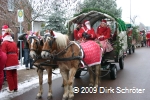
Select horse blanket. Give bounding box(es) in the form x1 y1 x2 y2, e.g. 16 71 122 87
80 40 102 68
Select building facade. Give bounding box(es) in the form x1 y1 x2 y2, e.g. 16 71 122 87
0 0 32 42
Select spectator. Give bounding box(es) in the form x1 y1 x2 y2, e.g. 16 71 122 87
146 32 150 47
2 28 19 93
17 40 24 62
78 20 96 40
0 36 7 91
35 31 42 40
96 19 113 53
18 31 34 70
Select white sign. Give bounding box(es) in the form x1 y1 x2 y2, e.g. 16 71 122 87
17 9 24 22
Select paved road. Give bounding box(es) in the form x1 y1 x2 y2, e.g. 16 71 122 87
12 47 150 100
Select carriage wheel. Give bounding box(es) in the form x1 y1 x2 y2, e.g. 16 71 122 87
110 64 117 80
75 69 82 78
119 56 124 70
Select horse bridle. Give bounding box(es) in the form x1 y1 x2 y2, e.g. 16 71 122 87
42 35 56 53
42 35 83 61
28 36 40 52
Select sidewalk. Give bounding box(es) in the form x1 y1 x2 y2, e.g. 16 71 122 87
0 65 60 94
2 67 45 90
2 66 46 92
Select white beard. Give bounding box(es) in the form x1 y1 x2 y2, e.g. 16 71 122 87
86 24 91 30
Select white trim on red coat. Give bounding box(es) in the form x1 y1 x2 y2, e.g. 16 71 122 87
4 65 20 70
3 35 13 42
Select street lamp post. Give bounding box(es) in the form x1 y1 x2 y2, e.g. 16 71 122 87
130 0 131 24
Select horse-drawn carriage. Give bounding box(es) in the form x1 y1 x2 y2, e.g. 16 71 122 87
27 10 128 100
126 23 145 51
67 10 128 79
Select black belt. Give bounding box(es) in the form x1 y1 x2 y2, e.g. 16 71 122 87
7 52 16 54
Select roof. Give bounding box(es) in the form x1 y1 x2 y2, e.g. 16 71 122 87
68 10 126 32
68 10 116 26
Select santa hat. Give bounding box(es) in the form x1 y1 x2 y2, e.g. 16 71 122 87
101 19 107 24
2 25 9 36
2 25 9 30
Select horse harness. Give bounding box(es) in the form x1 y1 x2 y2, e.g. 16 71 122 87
47 41 84 61
28 36 58 70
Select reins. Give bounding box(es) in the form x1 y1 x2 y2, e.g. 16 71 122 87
49 41 83 61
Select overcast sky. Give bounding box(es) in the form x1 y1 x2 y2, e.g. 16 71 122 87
116 0 150 26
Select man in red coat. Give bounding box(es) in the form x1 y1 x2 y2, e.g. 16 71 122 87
146 31 150 47
2 28 19 93
78 20 96 40
96 19 113 53
0 36 7 90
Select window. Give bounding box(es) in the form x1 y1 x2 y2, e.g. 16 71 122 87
8 0 14 11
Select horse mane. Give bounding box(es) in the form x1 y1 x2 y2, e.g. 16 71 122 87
53 31 69 49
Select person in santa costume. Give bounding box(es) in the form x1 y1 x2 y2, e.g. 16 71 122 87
1 28 19 93
146 31 150 47
0 36 7 91
78 20 96 40
2 25 9 82
96 19 113 53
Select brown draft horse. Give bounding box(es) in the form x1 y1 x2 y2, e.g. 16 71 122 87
41 30 101 100
27 33 57 99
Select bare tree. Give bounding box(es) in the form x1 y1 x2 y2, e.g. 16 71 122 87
0 0 81 31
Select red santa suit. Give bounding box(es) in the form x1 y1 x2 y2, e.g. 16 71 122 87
2 31 19 92
96 20 113 53
97 20 111 40
0 36 7 90
78 20 96 40
146 32 150 47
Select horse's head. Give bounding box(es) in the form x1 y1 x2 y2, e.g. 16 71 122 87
41 30 57 58
41 30 68 59
27 35 43 59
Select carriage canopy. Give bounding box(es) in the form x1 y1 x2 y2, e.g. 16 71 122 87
67 10 127 35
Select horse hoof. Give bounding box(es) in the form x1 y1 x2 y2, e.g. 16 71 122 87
94 85 98 88
68 98 74 100
47 96 52 100
62 97 68 100
36 96 42 99
68 97 74 100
